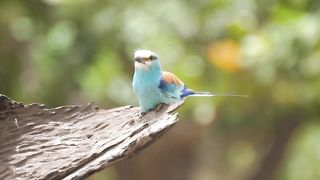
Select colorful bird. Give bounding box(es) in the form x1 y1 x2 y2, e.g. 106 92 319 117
132 50 246 114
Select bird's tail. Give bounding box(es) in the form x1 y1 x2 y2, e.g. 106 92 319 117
189 92 248 98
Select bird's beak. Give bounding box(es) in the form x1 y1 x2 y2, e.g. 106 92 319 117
134 57 145 64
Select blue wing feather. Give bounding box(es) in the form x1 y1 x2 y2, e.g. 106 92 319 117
180 86 194 98
158 72 195 100
158 72 185 101
158 79 180 99
158 79 167 90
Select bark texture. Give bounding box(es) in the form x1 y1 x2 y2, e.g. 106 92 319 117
0 94 182 180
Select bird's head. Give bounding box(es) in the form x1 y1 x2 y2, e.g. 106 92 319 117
134 50 160 69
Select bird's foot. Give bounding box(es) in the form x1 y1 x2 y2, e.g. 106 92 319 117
155 103 165 112
139 111 147 117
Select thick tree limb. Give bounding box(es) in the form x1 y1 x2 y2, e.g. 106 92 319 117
0 94 183 180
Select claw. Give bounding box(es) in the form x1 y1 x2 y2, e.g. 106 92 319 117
139 111 147 117
155 103 165 112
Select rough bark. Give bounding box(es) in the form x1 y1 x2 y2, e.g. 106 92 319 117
0 94 183 180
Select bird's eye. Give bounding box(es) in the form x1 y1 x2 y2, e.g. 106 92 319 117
149 55 157 60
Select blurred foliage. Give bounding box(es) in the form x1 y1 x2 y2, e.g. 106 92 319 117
1 0 320 180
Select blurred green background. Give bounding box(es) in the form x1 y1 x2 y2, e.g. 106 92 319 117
1 0 320 180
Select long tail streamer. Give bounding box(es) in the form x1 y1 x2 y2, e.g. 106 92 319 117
190 92 249 98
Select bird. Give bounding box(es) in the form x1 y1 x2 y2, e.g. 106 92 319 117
132 49 246 114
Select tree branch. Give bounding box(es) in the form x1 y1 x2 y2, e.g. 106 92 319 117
0 94 183 180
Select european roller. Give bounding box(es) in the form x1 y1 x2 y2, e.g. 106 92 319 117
132 50 246 114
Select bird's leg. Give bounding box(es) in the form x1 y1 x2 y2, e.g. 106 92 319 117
155 103 165 112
